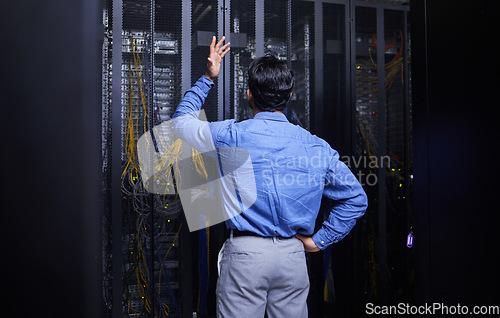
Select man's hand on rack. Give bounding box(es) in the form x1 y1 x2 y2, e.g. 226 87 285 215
205 36 230 82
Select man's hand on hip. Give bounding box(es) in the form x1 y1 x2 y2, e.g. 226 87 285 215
295 234 320 252
205 36 230 82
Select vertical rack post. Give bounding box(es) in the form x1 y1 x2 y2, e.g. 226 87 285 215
222 0 231 120
376 6 388 301
286 0 292 120
314 0 323 136
255 0 265 58
180 1 193 317
111 0 123 317
348 0 356 154
402 4 413 299
149 0 156 316
217 0 226 121
181 0 192 93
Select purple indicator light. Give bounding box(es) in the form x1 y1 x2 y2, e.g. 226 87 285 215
407 231 413 248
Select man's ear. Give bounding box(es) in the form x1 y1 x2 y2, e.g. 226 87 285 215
247 89 254 108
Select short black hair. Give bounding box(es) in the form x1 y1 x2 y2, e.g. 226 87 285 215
248 55 294 112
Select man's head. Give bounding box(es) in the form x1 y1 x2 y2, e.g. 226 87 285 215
247 55 294 112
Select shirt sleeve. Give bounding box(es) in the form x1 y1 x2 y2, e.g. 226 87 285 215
171 75 227 152
311 146 368 250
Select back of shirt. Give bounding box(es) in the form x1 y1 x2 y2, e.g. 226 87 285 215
212 111 329 238
172 75 367 249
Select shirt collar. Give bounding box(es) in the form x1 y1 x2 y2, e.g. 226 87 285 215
253 111 289 122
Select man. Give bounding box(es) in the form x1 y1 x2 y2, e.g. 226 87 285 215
172 36 367 318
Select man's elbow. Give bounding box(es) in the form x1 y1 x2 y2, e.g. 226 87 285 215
362 187 368 206
356 189 368 217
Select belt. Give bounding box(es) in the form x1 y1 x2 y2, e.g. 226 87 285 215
232 229 262 238
231 229 292 240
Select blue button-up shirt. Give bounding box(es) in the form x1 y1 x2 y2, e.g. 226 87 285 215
172 75 367 249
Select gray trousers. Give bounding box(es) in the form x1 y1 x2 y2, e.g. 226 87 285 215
216 233 309 318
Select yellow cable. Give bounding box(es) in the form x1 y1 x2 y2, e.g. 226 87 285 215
192 148 208 181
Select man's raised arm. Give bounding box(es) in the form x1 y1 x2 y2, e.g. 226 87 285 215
171 36 230 151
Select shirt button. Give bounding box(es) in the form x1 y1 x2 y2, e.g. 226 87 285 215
321 241 325 244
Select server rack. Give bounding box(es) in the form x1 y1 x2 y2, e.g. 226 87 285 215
103 1 187 317
101 1 411 317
